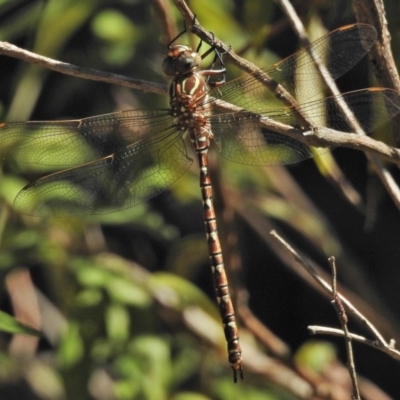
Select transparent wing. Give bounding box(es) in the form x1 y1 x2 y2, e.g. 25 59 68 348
0 109 172 167
13 126 192 216
2 23 383 215
211 89 400 165
206 23 377 112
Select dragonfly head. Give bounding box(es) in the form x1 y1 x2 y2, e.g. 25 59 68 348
163 45 201 77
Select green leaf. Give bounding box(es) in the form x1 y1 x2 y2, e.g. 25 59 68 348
114 376 141 400
214 379 279 400
91 9 137 42
0 310 41 336
91 338 114 362
294 341 337 372
57 322 84 368
91 9 139 64
105 303 130 342
75 288 103 307
150 272 218 318
106 276 151 307
126 336 171 397
73 260 113 287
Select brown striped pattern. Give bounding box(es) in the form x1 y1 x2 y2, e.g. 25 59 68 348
163 45 243 381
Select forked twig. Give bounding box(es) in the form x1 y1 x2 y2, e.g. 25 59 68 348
329 256 361 400
308 326 400 359
270 230 400 363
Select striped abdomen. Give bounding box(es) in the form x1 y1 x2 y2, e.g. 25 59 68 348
170 68 243 380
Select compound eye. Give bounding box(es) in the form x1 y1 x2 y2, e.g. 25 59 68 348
176 56 195 73
162 58 176 76
162 46 201 76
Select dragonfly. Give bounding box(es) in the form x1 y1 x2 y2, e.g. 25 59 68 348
2 23 400 381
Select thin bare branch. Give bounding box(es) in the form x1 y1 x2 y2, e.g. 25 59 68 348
276 0 311 46
270 229 400 365
329 257 361 400
353 0 400 146
277 0 400 217
0 41 167 96
212 97 400 166
354 0 400 89
270 230 389 346
308 326 400 361
153 0 178 45
238 304 292 360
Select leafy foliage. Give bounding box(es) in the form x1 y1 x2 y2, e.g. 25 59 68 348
1 0 400 399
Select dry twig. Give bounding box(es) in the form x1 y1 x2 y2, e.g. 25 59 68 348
270 230 400 364
329 256 361 400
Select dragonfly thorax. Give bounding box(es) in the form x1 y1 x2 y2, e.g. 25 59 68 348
163 45 202 76
168 69 209 135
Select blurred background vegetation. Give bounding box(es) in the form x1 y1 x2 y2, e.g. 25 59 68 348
0 0 400 399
